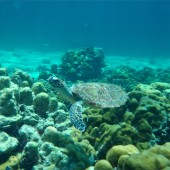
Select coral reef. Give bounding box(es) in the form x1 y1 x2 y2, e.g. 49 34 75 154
19 87 33 105
104 65 170 91
18 124 40 144
129 82 170 145
0 132 19 156
0 76 10 90
0 88 18 116
106 144 139 167
121 150 170 170
1 67 170 170
0 114 22 131
60 47 105 81
0 69 96 169
20 141 39 169
94 142 170 170
48 97 58 112
32 82 46 95
11 69 33 87
83 82 170 159
0 67 7 76
119 143 170 170
94 160 113 170
33 92 50 116
0 155 20 170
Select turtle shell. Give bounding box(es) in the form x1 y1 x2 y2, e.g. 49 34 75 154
70 83 128 108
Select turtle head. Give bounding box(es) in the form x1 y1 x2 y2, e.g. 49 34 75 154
48 76 75 102
47 76 65 88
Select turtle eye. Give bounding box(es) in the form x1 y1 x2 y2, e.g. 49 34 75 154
48 76 64 87
54 79 64 87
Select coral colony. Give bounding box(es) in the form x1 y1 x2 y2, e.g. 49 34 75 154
0 48 170 170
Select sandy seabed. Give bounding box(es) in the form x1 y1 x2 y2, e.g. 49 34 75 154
0 48 170 78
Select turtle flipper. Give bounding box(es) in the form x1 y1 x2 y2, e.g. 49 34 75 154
69 101 86 132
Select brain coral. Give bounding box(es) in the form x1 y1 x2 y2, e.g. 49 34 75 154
33 92 49 116
120 149 170 170
93 142 170 170
106 144 139 167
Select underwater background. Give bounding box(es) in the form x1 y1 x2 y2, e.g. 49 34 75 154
0 1 170 170
0 0 170 55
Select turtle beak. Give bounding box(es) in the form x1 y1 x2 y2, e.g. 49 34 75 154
47 76 56 84
47 76 52 83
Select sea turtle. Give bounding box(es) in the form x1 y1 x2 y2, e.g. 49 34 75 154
48 76 128 132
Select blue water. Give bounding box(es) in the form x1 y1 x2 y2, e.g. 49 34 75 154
0 1 170 57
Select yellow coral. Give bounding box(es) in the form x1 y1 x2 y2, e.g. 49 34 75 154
106 144 139 167
122 150 170 170
0 155 20 170
149 142 170 160
94 160 113 170
118 142 170 170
